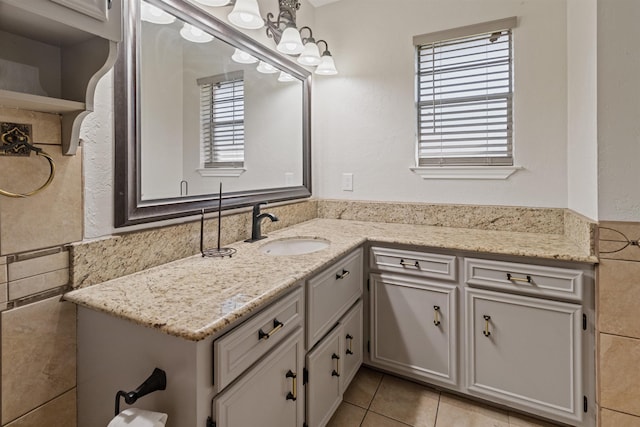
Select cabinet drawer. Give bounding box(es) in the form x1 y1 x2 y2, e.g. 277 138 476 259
307 248 363 348
370 247 457 281
464 258 583 301
214 286 304 392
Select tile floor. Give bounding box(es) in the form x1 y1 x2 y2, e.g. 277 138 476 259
327 367 560 427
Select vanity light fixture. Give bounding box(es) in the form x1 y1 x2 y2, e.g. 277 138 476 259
228 0 264 29
231 48 258 64
256 61 278 74
314 40 338 75
140 1 176 24
180 23 214 42
297 27 322 66
203 0 337 74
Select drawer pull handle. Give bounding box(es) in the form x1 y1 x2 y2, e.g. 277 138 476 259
346 334 354 355
336 269 350 280
433 306 441 326
258 319 284 340
507 273 532 283
332 353 340 377
285 370 297 401
400 259 420 268
483 315 491 337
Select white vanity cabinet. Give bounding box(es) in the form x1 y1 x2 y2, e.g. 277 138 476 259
369 273 457 386
367 246 595 427
305 249 364 427
465 288 583 424
213 328 305 427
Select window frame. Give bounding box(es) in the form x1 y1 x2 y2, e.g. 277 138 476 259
198 70 245 171
412 17 519 178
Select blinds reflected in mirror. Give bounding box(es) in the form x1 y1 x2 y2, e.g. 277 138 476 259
198 71 245 168
416 25 514 166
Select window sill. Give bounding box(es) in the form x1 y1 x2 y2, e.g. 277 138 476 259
197 168 246 178
410 166 522 180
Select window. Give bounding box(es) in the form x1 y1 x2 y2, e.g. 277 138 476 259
198 71 245 169
414 17 517 168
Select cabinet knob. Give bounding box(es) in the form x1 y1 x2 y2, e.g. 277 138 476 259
507 273 532 283
400 259 420 268
331 353 340 377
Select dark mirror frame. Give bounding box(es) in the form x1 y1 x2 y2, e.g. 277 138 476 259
114 0 312 227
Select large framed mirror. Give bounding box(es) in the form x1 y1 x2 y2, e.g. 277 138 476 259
114 0 311 227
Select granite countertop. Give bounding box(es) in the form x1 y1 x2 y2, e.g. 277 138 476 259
64 218 597 342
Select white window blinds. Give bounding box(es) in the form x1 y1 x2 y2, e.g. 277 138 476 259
414 18 516 166
198 71 245 168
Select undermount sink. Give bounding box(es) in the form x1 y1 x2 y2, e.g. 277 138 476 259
260 237 330 256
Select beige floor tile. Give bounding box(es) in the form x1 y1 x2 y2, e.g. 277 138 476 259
599 334 640 416
1 297 76 424
362 411 412 427
343 366 384 409
598 260 640 338
326 402 367 427
5 389 76 427
370 375 439 427
435 394 509 427
508 412 559 427
600 408 640 427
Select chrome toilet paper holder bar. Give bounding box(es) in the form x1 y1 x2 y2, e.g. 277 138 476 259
115 368 167 416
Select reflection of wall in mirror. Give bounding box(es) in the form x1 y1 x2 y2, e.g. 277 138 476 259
139 17 304 200
140 22 184 200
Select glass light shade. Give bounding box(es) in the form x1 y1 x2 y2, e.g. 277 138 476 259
277 26 304 55
315 54 338 75
228 0 263 30
193 0 230 5
278 72 295 82
297 41 322 66
140 2 175 24
231 48 258 64
180 23 214 43
256 61 278 74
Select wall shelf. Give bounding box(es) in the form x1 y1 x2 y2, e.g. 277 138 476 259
0 89 85 113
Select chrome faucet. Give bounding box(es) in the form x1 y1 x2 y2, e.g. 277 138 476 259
245 202 278 242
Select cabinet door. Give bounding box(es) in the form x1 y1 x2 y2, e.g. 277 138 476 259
340 300 363 393
306 326 342 427
370 273 457 386
465 288 582 424
214 328 304 427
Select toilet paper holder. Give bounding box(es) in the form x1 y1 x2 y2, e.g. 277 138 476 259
115 368 167 416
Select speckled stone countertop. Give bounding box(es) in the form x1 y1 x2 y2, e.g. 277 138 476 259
64 219 597 342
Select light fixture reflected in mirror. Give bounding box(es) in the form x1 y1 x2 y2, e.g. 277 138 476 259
256 61 278 74
278 71 295 82
231 48 258 64
180 23 214 42
141 1 176 24
228 0 264 29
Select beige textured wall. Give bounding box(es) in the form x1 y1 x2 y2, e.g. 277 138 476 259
597 221 640 426
0 108 79 426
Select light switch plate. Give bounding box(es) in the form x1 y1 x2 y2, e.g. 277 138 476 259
342 173 353 191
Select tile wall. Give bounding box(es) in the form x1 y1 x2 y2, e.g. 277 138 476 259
0 108 79 426
597 221 640 426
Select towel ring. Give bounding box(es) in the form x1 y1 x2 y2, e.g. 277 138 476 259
0 131 56 198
